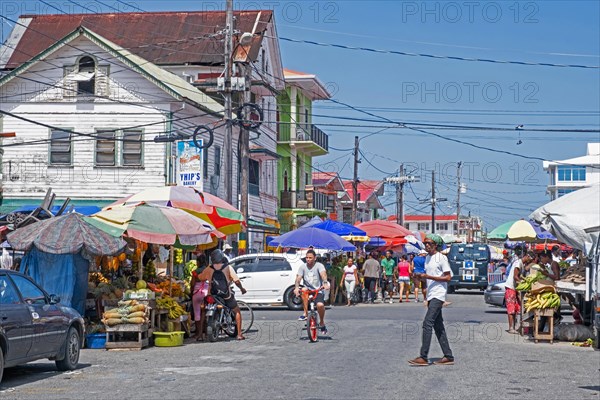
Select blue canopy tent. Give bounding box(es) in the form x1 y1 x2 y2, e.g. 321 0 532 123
310 219 368 237
300 216 324 228
269 227 356 251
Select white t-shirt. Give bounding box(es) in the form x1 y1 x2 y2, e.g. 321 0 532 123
425 252 452 302
505 258 523 290
343 265 357 281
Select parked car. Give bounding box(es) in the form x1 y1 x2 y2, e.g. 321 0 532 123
484 281 506 307
484 280 572 311
228 253 307 310
0 270 85 383
448 243 491 293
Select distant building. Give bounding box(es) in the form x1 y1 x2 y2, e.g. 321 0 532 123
543 143 600 200
341 180 385 224
388 214 483 242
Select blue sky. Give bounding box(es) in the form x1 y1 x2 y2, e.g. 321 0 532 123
2 1 599 230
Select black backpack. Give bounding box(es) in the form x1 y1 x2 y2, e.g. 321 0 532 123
210 265 230 297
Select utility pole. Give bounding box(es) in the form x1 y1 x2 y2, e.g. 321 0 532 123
420 170 446 234
431 170 436 234
386 164 419 226
397 164 403 225
239 64 251 227
223 0 234 205
352 136 359 224
456 161 462 239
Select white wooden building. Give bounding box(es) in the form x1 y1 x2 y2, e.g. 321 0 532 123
0 11 284 250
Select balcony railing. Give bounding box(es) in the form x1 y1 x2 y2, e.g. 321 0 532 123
280 190 328 210
277 123 328 152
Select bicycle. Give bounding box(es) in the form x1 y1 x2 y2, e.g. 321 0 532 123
301 288 323 343
204 296 254 342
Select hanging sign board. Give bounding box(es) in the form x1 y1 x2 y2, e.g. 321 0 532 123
176 140 203 189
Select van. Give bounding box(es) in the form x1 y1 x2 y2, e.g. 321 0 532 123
447 243 491 293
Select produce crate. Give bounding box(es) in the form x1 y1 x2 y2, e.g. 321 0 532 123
105 323 149 350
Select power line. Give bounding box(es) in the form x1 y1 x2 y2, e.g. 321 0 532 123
276 36 600 69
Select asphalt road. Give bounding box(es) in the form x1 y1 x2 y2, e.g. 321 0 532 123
1 292 599 399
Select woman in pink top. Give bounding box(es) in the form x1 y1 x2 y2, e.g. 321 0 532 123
340 257 359 306
397 254 411 303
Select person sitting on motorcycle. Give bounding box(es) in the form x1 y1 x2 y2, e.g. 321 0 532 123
294 249 331 334
209 249 247 340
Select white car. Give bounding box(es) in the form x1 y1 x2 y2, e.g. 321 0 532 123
228 253 308 310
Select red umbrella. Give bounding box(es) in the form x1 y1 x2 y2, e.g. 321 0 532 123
356 220 412 238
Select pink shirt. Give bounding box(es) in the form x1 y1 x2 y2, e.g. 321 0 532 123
398 261 411 277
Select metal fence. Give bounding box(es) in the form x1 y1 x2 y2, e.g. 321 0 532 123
487 272 506 284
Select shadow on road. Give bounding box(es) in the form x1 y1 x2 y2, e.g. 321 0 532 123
0 363 92 392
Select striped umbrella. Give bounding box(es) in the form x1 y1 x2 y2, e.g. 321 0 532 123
86 203 223 246
7 213 125 255
108 186 245 235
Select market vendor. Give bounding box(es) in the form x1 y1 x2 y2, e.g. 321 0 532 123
539 250 561 283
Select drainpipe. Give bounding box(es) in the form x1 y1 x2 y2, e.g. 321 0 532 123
166 111 174 185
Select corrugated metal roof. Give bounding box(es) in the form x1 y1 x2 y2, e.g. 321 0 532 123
0 26 223 114
5 11 273 69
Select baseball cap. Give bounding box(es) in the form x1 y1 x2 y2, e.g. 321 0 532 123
223 244 233 251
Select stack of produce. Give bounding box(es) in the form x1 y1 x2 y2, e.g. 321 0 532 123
101 300 149 326
143 259 156 282
156 295 187 320
561 264 586 284
90 277 130 301
157 280 184 298
124 280 155 300
515 271 544 291
524 291 561 312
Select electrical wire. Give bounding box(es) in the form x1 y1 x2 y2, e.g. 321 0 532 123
274 36 600 69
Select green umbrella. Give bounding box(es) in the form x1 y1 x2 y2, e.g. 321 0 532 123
487 221 515 240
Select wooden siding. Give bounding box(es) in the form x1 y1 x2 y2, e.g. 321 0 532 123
0 37 178 201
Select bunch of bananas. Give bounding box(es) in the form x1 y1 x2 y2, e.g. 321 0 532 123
515 271 544 291
174 248 184 264
157 295 186 319
524 292 560 312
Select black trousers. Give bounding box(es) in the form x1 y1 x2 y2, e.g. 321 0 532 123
420 298 453 360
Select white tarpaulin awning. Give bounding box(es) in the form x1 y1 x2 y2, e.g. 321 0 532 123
529 184 600 258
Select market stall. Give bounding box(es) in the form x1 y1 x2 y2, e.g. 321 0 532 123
6 213 125 315
530 184 600 346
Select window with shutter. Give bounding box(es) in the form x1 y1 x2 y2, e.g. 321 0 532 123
96 65 110 98
95 130 116 166
122 130 143 166
49 129 73 165
63 65 77 99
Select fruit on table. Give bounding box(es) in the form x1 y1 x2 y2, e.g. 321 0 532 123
156 295 186 319
136 280 147 290
516 272 544 292
524 292 561 312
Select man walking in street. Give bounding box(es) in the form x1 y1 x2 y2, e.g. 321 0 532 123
362 252 381 303
409 234 454 366
381 250 396 304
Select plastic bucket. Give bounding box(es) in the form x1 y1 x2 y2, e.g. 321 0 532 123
86 333 106 349
153 331 185 347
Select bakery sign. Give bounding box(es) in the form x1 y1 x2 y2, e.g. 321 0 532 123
176 140 203 189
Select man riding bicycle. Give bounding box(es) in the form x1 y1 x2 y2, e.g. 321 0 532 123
294 249 330 334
